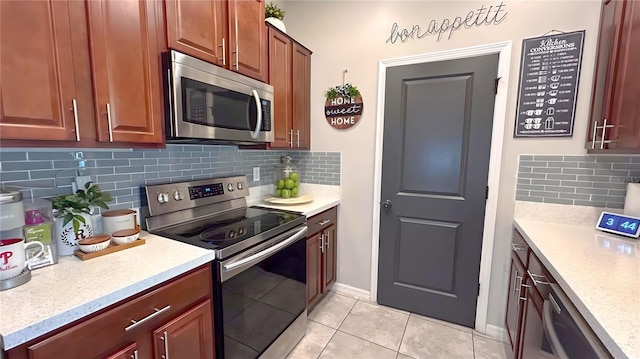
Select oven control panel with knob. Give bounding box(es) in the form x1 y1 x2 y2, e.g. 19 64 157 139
145 176 250 216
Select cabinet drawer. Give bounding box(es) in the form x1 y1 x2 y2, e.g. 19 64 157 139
512 228 529 266
307 207 338 237
26 265 212 359
526 252 555 299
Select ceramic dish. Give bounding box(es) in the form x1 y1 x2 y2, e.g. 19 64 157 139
111 228 140 245
78 235 111 253
264 194 314 205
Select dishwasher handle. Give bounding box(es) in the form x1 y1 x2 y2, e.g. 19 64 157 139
543 296 570 359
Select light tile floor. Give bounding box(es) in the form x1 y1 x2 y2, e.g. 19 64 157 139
287 292 510 359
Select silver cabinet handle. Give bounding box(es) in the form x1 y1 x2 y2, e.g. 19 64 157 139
325 231 330 249
124 305 171 332
317 219 331 226
591 120 598 149
220 37 226 66
71 99 80 141
289 129 294 147
512 271 523 295
160 331 170 359
296 129 300 147
106 103 114 142
131 349 138 359
511 242 526 252
600 118 607 149
250 89 262 140
234 44 239 69
319 233 325 253
527 270 550 286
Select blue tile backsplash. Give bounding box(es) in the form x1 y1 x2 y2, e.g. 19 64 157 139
516 154 640 208
0 145 340 211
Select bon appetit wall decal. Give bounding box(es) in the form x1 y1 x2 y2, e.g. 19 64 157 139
386 2 508 44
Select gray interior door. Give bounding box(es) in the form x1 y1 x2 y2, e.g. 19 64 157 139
377 54 499 328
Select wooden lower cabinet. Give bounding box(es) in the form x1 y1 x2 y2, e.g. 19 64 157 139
505 229 557 359
6 265 214 359
105 343 139 359
306 207 338 311
153 300 214 359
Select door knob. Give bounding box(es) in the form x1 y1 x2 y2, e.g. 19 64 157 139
382 200 392 209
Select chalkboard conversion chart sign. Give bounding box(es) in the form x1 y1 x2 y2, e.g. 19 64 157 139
514 30 585 138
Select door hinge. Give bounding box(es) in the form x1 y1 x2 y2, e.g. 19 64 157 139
486 186 489 200
494 77 501 94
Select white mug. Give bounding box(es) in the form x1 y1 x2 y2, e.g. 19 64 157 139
0 238 45 280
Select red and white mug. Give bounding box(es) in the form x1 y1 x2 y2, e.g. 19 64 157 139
0 238 45 280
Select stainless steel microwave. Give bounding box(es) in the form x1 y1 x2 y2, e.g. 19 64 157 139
164 50 274 144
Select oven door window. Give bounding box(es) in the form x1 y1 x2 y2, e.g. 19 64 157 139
221 237 306 358
182 77 257 131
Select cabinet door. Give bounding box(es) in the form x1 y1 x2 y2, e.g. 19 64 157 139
292 43 311 150
105 343 138 359
153 300 214 359
0 0 83 141
609 0 640 149
228 0 267 82
165 0 228 66
322 225 337 292
307 233 323 309
504 256 526 354
518 281 553 359
87 0 164 144
268 27 293 148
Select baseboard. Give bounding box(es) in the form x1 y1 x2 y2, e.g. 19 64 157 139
330 282 371 301
484 324 508 344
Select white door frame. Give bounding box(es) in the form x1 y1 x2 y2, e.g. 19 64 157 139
369 41 512 333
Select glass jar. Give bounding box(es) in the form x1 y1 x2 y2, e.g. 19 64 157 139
273 156 301 198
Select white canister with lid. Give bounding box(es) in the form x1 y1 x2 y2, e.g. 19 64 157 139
0 187 25 239
101 209 137 235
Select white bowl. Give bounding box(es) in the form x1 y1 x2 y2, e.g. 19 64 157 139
78 235 111 253
111 228 140 245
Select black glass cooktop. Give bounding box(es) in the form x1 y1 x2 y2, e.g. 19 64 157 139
152 207 304 259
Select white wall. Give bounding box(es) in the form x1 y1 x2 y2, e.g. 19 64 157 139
282 0 601 327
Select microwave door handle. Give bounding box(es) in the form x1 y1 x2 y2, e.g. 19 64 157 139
250 90 262 139
542 297 570 359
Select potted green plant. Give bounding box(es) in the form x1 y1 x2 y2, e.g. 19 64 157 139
265 2 286 33
49 182 112 255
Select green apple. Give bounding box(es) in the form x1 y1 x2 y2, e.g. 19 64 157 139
284 179 295 189
281 189 291 198
289 172 299 181
276 179 285 189
291 186 298 196
273 189 281 197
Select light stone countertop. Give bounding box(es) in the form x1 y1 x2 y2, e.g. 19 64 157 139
0 232 215 351
247 183 340 217
513 219 639 359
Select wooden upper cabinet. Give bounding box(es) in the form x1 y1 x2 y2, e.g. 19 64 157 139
228 0 267 82
165 0 228 66
86 0 164 144
0 0 84 141
268 28 293 148
292 43 311 150
588 0 640 151
153 300 215 359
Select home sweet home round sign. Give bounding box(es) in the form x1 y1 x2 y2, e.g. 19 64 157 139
324 95 364 130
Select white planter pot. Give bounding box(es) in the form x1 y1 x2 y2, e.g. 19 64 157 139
265 17 286 33
54 213 94 256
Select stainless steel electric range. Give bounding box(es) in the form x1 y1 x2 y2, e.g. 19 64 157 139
145 176 307 359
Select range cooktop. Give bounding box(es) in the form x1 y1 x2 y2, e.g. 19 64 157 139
151 207 304 259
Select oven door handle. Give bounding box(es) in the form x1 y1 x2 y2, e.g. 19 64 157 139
223 227 307 272
543 296 569 359
250 89 262 140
